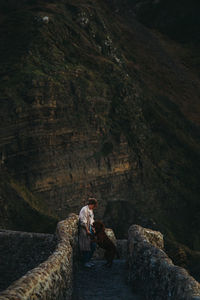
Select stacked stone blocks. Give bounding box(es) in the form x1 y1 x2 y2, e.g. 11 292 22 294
128 225 200 300
0 214 79 300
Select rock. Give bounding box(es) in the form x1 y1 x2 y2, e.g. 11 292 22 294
42 16 49 23
0 214 79 300
117 239 128 259
128 225 200 300
0 0 200 262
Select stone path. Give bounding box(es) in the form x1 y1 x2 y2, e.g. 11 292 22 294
73 259 141 300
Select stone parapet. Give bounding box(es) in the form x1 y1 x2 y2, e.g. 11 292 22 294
128 224 200 300
0 229 56 292
117 239 128 259
0 213 79 300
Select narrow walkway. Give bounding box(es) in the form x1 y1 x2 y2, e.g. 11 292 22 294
73 259 141 300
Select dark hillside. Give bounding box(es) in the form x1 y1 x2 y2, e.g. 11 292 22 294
0 0 200 279
108 0 200 43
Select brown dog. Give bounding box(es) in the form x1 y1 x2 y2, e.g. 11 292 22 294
93 220 118 267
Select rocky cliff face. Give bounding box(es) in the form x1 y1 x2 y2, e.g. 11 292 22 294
0 0 200 267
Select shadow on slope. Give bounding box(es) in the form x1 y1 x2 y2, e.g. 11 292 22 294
0 171 58 233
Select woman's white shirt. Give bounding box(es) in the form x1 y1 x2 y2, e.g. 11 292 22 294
79 205 94 227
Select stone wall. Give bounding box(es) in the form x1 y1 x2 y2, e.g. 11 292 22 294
0 213 79 300
128 225 200 300
0 229 56 292
117 239 128 259
2 218 200 300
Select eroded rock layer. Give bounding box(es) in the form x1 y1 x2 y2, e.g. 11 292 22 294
0 0 200 263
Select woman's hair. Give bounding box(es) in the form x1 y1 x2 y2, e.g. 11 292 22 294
88 198 97 206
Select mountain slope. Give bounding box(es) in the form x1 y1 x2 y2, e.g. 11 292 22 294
0 0 200 276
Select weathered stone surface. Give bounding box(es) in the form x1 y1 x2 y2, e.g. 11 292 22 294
73 259 141 300
1 220 200 299
0 0 200 259
0 229 56 292
0 214 79 300
117 239 128 259
128 225 200 300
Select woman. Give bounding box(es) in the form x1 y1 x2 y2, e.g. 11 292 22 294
79 198 98 268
